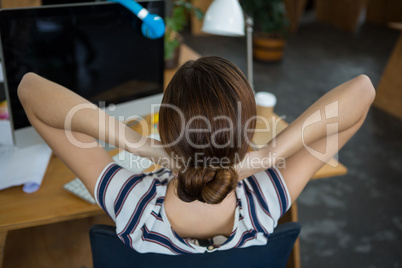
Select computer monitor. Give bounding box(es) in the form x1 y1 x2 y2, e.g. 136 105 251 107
0 0 164 148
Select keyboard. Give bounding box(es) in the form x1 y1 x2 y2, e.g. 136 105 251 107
63 178 96 204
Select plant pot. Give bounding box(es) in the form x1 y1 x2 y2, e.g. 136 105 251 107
253 33 286 62
165 43 181 69
164 32 183 70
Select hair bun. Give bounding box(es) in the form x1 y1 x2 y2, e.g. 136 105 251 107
177 166 238 204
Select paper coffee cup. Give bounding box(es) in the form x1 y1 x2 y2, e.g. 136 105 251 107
255 92 277 119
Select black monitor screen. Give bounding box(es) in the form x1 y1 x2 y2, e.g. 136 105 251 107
0 1 164 130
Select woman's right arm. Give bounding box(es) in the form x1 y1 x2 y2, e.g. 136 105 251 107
18 73 159 156
18 73 170 194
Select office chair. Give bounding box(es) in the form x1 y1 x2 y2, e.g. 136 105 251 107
89 222 301 268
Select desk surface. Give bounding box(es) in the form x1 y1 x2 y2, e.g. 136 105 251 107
0 44 347 233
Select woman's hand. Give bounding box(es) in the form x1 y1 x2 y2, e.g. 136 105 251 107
235 150 274 181
126 137 180 173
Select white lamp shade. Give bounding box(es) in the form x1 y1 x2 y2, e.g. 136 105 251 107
202 0 245 37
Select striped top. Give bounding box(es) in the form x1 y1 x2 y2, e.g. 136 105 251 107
94 163 291 255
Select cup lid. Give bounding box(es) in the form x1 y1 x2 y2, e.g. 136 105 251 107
255 92 277 107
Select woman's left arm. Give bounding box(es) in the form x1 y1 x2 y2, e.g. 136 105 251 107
18 72 168 195
236 75 375 201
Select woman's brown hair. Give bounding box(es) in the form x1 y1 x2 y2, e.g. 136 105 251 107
159 56 256 204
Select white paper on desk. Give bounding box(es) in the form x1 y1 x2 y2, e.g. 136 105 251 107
0 120 13 146
0 143 52 193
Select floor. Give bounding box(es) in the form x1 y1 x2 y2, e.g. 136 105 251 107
183 11 402 268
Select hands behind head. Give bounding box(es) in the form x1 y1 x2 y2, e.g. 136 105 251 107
126 134 274 182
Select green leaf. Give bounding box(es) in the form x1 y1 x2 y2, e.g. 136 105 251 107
164 0 205 60
240 0 289 36
194 8 204 20
164 38 180 60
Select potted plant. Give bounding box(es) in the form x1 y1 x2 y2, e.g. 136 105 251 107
165 0 203 69
241 0 289 62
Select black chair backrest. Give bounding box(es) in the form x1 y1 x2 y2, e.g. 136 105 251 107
90 222 301 268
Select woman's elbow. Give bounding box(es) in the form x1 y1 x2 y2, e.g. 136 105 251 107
354 74 376 106
17 72 38 105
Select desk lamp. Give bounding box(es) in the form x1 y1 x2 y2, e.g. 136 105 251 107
202 0 254 90
107 0 165 39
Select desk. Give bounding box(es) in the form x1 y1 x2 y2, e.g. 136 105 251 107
0 45 347 268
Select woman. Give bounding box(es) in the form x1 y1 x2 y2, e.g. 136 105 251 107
18 56 375 254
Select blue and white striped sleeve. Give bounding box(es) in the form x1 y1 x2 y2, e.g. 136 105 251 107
249 166 291 224
94 163 152 222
